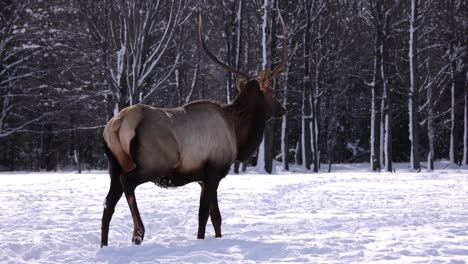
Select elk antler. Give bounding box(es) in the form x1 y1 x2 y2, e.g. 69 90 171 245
198 14 251 80
271 12 287 78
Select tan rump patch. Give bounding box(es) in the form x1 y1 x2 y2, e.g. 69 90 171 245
103 106 143 172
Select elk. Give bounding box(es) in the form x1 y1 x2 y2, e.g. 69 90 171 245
100 13 288 247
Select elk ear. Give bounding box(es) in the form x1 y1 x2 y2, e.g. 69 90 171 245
258 70 272 93
236 76 247 93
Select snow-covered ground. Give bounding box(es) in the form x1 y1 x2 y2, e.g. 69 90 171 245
1 163 467 263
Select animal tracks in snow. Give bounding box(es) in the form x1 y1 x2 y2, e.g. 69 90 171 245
0 164 467 263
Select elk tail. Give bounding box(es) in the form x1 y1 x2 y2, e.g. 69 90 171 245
103 114 137 173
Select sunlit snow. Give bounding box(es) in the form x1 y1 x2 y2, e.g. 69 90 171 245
0 162 467 263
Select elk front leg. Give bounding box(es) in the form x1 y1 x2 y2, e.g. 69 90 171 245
198 180 220 239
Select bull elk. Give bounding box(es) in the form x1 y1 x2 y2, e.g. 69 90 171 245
100 13 288 247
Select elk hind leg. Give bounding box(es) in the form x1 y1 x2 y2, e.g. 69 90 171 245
197 182 212 239
210 190 222 238
101 145 124 247
120 172 146 245
101 178 123 247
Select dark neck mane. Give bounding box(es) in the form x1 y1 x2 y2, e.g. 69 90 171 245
223 94 267 162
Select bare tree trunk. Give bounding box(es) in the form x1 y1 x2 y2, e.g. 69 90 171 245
310 93 319 172
185 53 199 104
0 89 10 136
239 16 250 172
370 30 382 171
311 35 321 173
385 111 392 171
408 0 421 171
234 0 243 70
233 0 244 174
380 95 385 170
449 56 457 165
427 66 436 171
380 24 392 172
256 0 273 173
223 2 233 104
281 59 290 171
301 2 313 170
301 92 312 170
294 141 300 166
175 68 181 106
325 83 336 173
281 100 289 171
381 89 392 172
312 21 322 172
73 129 81 174
463 77 468 166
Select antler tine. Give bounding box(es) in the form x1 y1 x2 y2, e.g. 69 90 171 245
271 11 288 78
198 14 251 80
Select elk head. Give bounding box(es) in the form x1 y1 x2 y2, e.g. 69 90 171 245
198 13 287 119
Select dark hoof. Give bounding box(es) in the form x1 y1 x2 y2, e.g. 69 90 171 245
132 235 143 245
197 235 205 239
215 234 222 238
100 243 107 248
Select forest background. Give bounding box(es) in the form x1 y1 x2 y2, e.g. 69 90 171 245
0 0 466 173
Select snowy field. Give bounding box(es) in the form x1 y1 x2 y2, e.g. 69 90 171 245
0 163 468 263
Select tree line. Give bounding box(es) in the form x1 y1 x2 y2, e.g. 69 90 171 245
0 0 466 172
